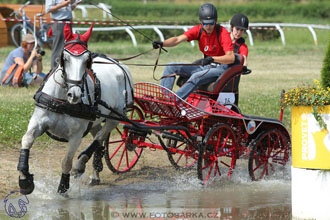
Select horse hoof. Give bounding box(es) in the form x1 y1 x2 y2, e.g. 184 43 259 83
72 170 85 179
57 192 69 198
89 178 100 186
19 175 35 195
57 185 69 194
57 173 70 194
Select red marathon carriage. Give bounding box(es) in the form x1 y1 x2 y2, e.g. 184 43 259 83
103 65 291 185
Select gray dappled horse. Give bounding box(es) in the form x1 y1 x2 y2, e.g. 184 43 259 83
17 24 134 195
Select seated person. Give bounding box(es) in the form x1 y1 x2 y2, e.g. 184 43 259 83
0 34 45 86
152 3 242 100
230 13 249 68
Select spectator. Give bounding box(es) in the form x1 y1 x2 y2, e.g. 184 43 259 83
230 13 249 67
152 3 243 100
46 0 81 69
1 34 45 86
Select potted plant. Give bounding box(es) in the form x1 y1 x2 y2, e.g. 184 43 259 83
281 79 330 130
281 37 330 170
290 37 330 220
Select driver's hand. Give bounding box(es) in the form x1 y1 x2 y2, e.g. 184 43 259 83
201 56 214 66
152 41 163 49
243 66 248 72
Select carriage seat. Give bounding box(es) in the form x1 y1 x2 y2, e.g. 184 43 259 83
176 54 251 107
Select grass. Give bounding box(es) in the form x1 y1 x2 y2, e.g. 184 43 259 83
0 29 328 146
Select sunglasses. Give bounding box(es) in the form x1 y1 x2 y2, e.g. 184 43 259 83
202 21 215 26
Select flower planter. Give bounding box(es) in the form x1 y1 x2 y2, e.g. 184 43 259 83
291 105 330 220
291 105 330 169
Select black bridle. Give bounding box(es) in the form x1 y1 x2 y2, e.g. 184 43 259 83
60 35 91 92
61 50 91 93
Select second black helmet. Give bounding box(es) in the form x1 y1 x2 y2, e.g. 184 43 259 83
199 3 218 23
230 13 249 30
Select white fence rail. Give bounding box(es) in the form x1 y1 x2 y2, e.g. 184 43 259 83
73 23 330 47
72 3 112 19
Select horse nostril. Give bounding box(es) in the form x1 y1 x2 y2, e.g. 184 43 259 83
67 93 72 98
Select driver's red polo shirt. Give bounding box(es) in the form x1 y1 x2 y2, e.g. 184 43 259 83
184 24 233 57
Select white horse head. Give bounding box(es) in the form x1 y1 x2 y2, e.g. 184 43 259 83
62 24 93 104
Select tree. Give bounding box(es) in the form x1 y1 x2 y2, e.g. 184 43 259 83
321 35 330 89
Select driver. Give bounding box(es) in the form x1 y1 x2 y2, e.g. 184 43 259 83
152 3 242 100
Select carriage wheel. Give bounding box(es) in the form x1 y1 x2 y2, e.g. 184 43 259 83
104 105 144 174
248 129 291 181
197 123 237 185
166 137 198 170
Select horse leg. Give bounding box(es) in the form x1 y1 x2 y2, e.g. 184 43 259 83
57 136 82 194
90 120 119 185
72 139 100 177
71 121 118 185
18 118 45 195
72 124 102 177
90 139 105 185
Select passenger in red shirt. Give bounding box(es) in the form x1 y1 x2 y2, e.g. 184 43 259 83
152 3 243 100
230 13 249 67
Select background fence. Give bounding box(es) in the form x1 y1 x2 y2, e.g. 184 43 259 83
1 3 329 47
72 23 330 47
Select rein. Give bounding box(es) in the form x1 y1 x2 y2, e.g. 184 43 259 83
93 47 209 81
92 61 203 66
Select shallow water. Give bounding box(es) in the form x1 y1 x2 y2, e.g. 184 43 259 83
0 164 291 220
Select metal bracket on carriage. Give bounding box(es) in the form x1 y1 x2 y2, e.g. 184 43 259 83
123 124 152 137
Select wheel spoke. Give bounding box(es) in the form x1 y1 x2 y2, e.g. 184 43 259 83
202 158 212 170
269 162 275 173
259 141 267 157
253 159 266 172
220 160 231 168
205 163 214 184
266 134 273 158
215 127 222 154
115 127 124 136
125 147 130 168
220 147 234 156
260 163 267 179
116 147 127 170
175 152 184 164
215 160 221 176
110 142 125 159
108 139 124 145
221 133 231 151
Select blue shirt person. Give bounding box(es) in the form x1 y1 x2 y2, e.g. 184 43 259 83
1 34 45 86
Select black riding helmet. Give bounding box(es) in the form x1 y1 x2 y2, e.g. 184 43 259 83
230 13 249 30
199 3 217 24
